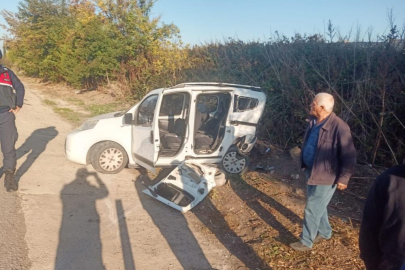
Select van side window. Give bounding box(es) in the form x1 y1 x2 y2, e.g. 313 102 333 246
197 95 218 113
137 95 158 126
160 94 185 116
234 95 259 112
248 98 258 109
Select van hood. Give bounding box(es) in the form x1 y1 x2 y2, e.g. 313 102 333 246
89 111 123 121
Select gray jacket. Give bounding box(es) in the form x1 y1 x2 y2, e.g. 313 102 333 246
300 112 356 185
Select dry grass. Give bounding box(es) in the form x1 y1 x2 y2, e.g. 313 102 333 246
31 77 133 126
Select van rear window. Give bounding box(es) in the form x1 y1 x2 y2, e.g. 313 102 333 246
234 96 259 112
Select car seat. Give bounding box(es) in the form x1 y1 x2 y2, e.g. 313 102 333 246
162 119 186 149
194 110 214 150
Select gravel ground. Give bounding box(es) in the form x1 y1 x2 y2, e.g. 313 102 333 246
0 180 31 270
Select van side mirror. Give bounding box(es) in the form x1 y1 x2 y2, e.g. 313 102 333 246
123 113 133 125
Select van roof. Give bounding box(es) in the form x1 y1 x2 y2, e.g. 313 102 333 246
169 82 262 92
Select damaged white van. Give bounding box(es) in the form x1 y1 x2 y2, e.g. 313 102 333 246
65 82 266 175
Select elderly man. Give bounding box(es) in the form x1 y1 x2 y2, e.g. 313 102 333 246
290 93 356 251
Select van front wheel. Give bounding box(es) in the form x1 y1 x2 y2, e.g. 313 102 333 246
221 147 249 175
91 142 128 174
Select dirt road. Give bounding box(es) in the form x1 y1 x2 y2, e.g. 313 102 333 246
1 78 244 269
1 77 367 269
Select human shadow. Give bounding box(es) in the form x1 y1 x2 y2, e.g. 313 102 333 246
229 175 302 245
193 197 272 270
0 126 58 182
116 199 136 270
135 168 212 269
55 168 108 270
191 174 301 269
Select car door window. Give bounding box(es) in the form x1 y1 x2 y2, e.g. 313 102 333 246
137 95 158 126
197 95 218 114
159 94 185 116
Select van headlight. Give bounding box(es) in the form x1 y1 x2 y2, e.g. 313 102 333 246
78 120 99 131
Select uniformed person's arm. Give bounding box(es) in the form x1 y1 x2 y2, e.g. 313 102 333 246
8 69 25 108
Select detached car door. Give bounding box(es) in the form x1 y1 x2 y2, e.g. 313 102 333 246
142 161 218 213
132 92 162 172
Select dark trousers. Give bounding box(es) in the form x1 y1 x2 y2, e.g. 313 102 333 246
0 111 18 170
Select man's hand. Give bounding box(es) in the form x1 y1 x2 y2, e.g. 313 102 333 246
9 106 20 114
337 183 347 190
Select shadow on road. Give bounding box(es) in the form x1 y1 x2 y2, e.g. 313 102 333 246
0 126 58 181
116 199 136 270
229 176 302 245
55 168 108 270
135 168 212 269
193 196 273 270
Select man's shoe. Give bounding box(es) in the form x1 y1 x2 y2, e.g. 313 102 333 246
314 234 332 244
290 241 312 252
4 169 17 192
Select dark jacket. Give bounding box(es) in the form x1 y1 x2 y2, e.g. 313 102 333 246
0 65 25 114
359 165 405 270
300 112 356 185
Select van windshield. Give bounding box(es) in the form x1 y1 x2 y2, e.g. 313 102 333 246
114 102 139 117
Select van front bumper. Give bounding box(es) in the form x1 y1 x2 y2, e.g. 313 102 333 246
65 130 90 165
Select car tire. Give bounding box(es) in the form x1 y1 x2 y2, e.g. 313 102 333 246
91 142 128 174
221 146 250 175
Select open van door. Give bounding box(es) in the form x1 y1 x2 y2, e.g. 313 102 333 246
132 92 163 172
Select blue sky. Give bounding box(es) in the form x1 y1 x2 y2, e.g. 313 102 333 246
151 0 405 44
1 0 405 47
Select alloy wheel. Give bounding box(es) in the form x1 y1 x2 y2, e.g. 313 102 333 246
222 151 246 174
99 148 124 172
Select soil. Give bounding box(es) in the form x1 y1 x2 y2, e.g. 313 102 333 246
0 75 376 269
190 141 377 269
0 186 31 269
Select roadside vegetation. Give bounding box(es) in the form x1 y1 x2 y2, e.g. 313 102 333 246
41 92 128 126
42 98 86 124
2 0 404 166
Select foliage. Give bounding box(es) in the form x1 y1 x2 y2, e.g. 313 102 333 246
2 2 405 165
1 0 190 94
180 30 405 166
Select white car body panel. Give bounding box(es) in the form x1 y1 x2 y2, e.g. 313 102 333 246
65 83 266 171
65 105 138 166
131 89 164 172
142 162 217 213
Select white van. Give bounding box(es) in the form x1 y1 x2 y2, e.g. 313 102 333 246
65 82 266 175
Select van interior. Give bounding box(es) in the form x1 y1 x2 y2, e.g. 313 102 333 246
158 92 190 157
157 92 231 157
194 93 231 153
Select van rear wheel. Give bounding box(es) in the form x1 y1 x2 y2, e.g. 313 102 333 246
221 146 249 175
91 142 128 174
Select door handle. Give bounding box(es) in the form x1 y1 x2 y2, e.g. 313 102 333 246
150 130 154 144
